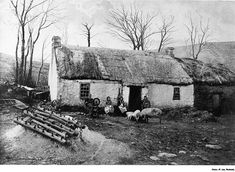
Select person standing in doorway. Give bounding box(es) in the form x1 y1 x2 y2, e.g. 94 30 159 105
141 96 151 110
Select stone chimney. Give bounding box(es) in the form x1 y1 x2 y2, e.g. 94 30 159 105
52 36 61 48
165 47 175 58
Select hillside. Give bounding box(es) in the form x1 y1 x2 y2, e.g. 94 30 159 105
0 53 15 82
0 53 49 86
174 41 235 72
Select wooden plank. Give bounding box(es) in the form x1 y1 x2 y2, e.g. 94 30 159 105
31 119 68 138
23 116 31 122
23 110 76 135
33 109 73 126
14 118 67 144
36 106 77 124
23 110 75 135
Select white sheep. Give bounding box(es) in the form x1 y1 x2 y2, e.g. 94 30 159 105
126 111 133 119
126 110 140 121
137 108 162 123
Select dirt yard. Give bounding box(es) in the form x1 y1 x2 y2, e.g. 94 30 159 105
0 102 234 165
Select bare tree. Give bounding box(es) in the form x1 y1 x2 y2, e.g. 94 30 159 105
82 23 94 47
185 14 210 60
15 26 20 84
107 5 156 50
27 1 57 85
11 0 45 84
36 39 48 86
10 0 58 85
157 16 174 52
23 26 32 81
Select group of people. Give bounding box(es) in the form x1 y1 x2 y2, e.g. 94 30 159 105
104 95 151 116
104 96 127 116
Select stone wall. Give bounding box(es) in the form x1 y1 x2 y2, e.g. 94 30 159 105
147 84 194 108
194 84 235 113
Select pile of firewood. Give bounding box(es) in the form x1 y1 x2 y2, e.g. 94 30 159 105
14 107 85 144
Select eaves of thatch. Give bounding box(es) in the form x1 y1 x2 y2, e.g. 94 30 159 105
55 45 193 86
175 57 235 85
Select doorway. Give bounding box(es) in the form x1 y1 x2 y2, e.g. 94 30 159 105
212 93 221 115
212 94 221 109
128 86 142 111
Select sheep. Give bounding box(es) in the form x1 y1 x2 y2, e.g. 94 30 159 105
137 108 162 123
126 111 134 119
126 110 140 121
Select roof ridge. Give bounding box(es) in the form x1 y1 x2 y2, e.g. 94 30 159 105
63 44 181 62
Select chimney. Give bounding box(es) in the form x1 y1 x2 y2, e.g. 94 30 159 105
165 47 175 58
52 36 61 48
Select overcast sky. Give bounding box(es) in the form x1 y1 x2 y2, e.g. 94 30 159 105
0 0 235 61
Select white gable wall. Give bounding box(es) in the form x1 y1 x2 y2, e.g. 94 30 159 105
57 79 81 105
48 48 58 101
147 84 194 108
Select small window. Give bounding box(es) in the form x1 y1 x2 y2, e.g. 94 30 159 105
80 83 90 99
173 87 180 100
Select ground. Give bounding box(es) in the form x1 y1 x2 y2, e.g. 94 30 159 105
0 103 235 165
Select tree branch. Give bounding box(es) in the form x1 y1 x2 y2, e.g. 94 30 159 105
106 4 157 50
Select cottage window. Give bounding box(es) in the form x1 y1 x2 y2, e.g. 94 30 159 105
173 87 180 100
80 83 90 99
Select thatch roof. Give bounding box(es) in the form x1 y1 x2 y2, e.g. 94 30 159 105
55 45 193 85
175 58 235 85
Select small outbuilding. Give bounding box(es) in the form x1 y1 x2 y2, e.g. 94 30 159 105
176 58 235 114
48 36 194 110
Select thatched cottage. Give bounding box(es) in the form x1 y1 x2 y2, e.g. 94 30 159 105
48 36 235 112
176 58 235 114
48 36 194 110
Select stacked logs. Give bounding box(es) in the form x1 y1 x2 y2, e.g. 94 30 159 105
14 107 85 144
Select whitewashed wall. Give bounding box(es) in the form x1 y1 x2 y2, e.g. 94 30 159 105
57 79 121 106
123 86 130 105
56 78 194 108
57 79 81 105
141 87 148 99
148 84 194 108
90 80 121 106
48 49 58 101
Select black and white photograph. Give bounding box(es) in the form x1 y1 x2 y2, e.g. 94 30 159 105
0 0 235 168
